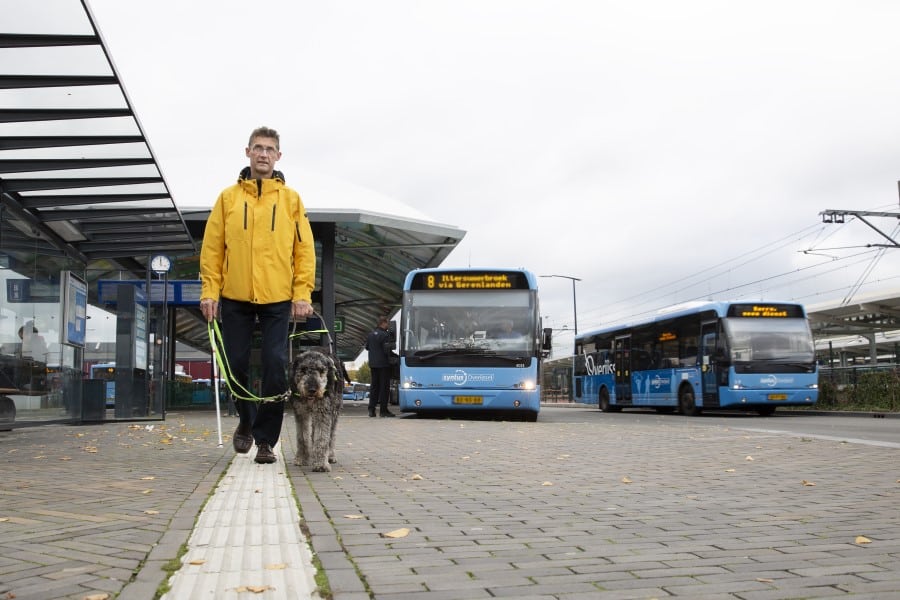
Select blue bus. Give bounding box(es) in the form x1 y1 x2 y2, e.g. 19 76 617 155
574 301 818 416
399 268 551 421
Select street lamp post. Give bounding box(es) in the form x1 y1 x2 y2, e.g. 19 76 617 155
539 274 580 336
540 275 581 402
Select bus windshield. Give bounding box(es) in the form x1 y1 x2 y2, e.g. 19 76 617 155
722 317 815 363
403 290 536 354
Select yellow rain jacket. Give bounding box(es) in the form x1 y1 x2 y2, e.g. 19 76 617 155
200 171 316 305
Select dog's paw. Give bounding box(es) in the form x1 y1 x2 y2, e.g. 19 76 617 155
312 464 332 472
293 456 306 467
328 456 337 464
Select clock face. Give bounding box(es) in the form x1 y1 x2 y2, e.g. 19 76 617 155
150 255 171 273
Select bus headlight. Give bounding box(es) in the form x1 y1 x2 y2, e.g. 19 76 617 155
514 380 536 390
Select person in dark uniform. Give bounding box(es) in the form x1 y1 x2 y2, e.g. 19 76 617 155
366 316 395 418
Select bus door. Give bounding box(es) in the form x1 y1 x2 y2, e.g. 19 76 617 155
699 321 719 407
614 335 631 404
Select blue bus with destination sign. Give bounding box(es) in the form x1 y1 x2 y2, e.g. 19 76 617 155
574 301 818 415
399 268 552 421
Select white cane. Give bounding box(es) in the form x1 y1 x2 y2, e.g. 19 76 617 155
212 344 223 448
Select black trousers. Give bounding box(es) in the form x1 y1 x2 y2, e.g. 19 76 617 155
220 298 290 446
369 366 392 413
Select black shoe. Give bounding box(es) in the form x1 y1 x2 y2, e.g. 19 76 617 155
254 442 277 464
380 411 396 418
368 409 376 417
233 423 252 454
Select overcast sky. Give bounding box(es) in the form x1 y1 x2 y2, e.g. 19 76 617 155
12 1 900 354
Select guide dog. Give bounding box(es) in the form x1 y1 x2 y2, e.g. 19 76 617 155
288 346 343 472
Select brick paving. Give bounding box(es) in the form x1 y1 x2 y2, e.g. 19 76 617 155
1 406 898 599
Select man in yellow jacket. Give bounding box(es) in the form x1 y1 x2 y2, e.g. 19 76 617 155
200 126 316 464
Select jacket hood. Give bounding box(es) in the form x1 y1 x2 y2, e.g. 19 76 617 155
238 166 285 183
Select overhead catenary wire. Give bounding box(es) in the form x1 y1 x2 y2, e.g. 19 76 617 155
576 213 900 331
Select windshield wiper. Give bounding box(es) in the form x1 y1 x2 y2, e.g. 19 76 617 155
413 349 527 362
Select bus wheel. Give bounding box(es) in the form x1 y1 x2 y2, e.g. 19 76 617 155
599 388 619 412
757 406 776 416
679 386 701 416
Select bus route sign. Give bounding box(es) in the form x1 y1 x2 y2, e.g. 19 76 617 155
409 270 530 291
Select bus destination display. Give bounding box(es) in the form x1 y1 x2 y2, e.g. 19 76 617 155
410 271 529 290
727 304 804 319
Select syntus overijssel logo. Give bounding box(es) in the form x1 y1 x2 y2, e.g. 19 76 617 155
442 370 495 386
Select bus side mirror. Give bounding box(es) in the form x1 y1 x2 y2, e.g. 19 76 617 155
542 327 553 356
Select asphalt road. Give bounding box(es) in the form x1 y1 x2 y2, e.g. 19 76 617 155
531 406 900 447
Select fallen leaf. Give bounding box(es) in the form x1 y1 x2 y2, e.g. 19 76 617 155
143 510 159 515
83 446 98 453
344 514 364 519
855 535 872 545
265 563 287 570
801 480 816 486
0 517 9 522
60 456 71 461
141 476 155 480
383 527 410 538
756 577 774 583
188 559 206 565
745 455 754 461
725 468 736 473
621 476 632 484
542 481 554 486
235 585 274 593
142 489 153 495
410 474 423 480
82 594 111 600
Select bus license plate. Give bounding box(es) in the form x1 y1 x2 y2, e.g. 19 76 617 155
768 393 788 401
454 396 483 405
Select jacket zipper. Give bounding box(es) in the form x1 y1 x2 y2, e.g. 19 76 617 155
271 204 277 231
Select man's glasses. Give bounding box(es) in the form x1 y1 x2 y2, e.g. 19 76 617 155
250 144 279 156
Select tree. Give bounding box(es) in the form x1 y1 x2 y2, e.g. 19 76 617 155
356 362 371 384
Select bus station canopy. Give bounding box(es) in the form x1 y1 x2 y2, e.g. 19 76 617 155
806 289 900 363
1 1 465 361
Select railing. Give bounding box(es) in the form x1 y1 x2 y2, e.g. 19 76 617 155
818 364 899 387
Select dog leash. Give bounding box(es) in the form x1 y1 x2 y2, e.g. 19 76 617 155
207 312 335 404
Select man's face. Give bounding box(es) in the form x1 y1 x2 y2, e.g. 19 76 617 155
245 135 282 178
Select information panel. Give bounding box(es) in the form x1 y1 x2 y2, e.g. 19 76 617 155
61 271 88 347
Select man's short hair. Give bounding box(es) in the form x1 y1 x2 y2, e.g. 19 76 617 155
248 126 280 149
377 316 390 327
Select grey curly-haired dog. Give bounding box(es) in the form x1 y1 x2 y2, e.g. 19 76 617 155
288 346 343 472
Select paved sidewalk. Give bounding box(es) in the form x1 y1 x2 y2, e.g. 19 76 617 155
0 415 233 600
1 405 898 599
